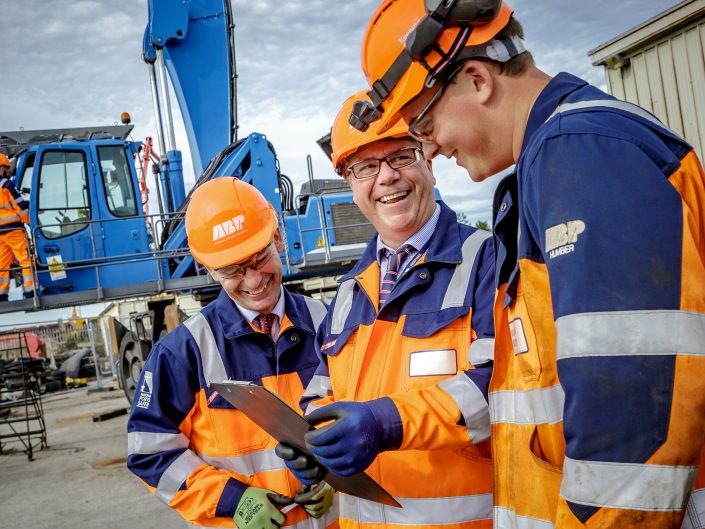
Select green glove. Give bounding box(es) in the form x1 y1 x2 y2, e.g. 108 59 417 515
295 482 335 519
233 487 288 529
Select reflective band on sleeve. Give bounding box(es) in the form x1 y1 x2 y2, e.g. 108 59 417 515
155 449 204 504
128 431 189 455
439 374 490 443
441 230 491 310
302 375 332 401
0 214 21 224
199 449 287 475
561 457 697 511
183 313 228 384
340 492 492 525
682 488 705 529
330 280 355 335
494 506 555 529
546 99 675 135
468 338 494 365
303 297 327 331
556 310 705 360
489 385 565 425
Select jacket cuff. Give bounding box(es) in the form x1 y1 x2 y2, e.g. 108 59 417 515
215 477 249 518
367 396 403 451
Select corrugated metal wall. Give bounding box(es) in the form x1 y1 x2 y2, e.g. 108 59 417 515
605 18 705 159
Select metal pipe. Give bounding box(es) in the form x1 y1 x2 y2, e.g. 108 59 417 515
147 62 168 164
87 320 103 389
155 49 177 152
308 155 331 263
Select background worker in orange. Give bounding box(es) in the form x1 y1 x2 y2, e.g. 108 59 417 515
126 178 336 529
0 152 34 301
278 90 496 529
293 1 705 528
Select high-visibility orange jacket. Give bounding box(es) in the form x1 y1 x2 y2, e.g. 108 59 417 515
303 202 496 529
0 176 29 232
127 289 338 528
381 73 705 528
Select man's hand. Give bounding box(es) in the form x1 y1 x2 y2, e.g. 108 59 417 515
233 487 288 529
303 398 401 476
275 443 327 485
295 482 335 519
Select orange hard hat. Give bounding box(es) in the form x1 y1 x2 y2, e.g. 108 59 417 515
359 0 517 132
185 177 278 269
0 153 10 168
331 89 411 174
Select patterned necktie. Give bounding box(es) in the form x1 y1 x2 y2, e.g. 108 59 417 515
379 244 413 307
254 313 277 338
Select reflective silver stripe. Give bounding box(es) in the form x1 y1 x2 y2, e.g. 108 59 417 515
128 431 189 455
494 506 555 529
283 500 340 529
546 99 674 134
489 385 565 425
556 310 705 360
439 374 490 443
0 213 21 224
0 278 10 286
340 493 492 525
330 279 355 335
562 457 697 511
441 230 491 310
682 488 705 529
302 375 332 402
304 297 327 331
183 312 228 384
468 338 494 365
199 449 287 475
156 450 204 504
17 208 28 217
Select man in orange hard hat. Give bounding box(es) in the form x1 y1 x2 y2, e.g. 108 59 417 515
127 177 337 529
0 152 34 301
296 1 705 528
277 90 496 529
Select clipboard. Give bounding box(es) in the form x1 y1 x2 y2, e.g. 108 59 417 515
210 380 401 508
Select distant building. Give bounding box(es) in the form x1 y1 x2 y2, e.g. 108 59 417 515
590 0 705 160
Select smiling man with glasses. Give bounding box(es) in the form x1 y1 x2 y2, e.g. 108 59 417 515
276 90 496 529
127 177 337 529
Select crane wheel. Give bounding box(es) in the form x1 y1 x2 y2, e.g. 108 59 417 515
118 334 151 404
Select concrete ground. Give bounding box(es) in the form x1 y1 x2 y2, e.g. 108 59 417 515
0 379 186 529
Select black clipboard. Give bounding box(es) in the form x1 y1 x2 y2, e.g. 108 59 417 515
210 381 401 508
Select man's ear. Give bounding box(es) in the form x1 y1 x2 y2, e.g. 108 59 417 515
459 60 495 104
273 229 285 252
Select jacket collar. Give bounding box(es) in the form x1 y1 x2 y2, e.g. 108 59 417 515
338 200 463 283
521 72 588 157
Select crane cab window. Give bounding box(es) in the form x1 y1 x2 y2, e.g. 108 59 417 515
18 152 35 201
97 146 137 217
37 151 90 239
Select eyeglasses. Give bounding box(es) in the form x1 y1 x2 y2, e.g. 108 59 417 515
346 147 424 180
214 243 274 280
407 61 467 143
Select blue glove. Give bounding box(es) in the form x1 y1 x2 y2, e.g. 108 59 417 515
275 442 327 486
303 398 402 476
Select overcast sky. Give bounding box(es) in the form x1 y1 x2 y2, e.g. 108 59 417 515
0 0 680 315
1 0 680 217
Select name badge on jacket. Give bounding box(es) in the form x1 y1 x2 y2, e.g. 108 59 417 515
409 349 457 377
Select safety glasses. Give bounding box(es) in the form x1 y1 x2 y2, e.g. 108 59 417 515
215 243 274 280
346 147 424 180
407 60 468 143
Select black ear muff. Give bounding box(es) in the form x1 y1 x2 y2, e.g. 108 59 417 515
447 0 503 24
406 16 444 60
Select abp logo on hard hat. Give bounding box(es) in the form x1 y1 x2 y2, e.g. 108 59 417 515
213 215 245 242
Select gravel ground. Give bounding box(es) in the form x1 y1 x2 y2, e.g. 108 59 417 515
0 379 187 528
